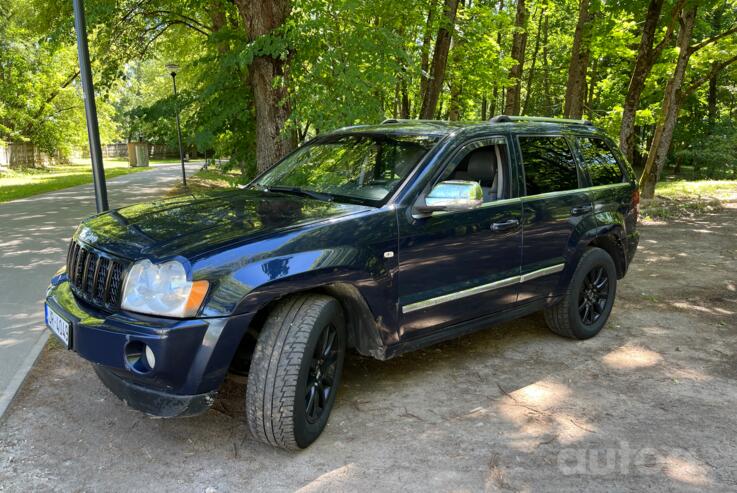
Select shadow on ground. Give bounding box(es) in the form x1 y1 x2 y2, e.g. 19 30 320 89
1 208 737 492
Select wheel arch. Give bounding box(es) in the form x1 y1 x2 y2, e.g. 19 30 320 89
580 225 628 279
228 282 389 376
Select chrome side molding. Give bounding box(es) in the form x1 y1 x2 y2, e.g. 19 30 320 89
402 263 565 314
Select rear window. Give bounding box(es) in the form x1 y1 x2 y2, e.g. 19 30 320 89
519 136 579 195
577 137 625 186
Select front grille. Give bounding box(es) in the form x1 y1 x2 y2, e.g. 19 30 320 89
66 240 127 308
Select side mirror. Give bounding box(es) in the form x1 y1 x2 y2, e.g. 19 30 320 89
415 180 483 216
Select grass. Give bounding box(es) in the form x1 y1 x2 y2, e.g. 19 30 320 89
640 180 737 220
69 157 183 166
166 166 245 196
0 160 177 204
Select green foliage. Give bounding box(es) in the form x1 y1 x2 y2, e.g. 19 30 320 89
4 0 737 183
0 0 119 158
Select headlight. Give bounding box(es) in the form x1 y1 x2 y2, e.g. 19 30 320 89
121 259 209 318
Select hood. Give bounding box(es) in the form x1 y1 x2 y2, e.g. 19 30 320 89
77 189 369 259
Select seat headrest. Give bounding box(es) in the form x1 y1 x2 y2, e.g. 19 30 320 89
466 149 497 181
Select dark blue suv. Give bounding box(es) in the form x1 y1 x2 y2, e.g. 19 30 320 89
45 116 639 449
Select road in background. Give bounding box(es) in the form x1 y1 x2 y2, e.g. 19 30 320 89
0 163 201 418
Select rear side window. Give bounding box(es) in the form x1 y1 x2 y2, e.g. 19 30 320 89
577 137 625 186
518 136 579 195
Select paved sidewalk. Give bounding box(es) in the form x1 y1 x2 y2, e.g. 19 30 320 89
0 163 201 417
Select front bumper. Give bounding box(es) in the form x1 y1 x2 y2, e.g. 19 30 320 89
93 365 216 417
46 277 254 417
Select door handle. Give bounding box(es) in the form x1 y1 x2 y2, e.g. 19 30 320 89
491 219 519 232
571 205 593 216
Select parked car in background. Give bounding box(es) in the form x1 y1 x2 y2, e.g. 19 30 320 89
45 116 639 450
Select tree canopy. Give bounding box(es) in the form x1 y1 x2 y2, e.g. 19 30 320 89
2 0 736 196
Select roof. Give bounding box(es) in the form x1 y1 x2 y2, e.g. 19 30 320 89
331 116 604 140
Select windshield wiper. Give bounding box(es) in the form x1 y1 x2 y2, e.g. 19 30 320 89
266 186 334 202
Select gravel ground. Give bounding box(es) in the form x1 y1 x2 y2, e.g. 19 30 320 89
1 208 736 492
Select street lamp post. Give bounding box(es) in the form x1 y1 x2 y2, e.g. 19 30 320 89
166 63 187 188
73 0 109 212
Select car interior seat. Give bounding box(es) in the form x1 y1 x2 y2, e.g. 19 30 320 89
452 148 499 202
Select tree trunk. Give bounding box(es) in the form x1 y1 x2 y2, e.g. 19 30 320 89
619 0 669 164
639 7 697 199
210 0 229 53
401 78 411 119
448 78 462 120
481 95 488 120
235 0 294 173
491 86 498 117
522 5 544 115
419 0 460 119
490 0 504 118
563 0 591 119
419 0 437 109
541 12 551 115
707 69 718 128
504 0 528 115
586 56 598 118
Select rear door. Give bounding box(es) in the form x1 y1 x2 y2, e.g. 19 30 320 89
573 135 637 235
514 134 593 302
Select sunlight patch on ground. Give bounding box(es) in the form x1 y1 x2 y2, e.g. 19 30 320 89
494 380 595 448
671 301 734 316
512 381 571 408
662 455 712 487
296 464 356 493
0 338 20 348
670 366 712 382
602 345 662 370
639 325 670 335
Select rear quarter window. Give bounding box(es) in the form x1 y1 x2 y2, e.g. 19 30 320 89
518 135 579 195
577 137 625 186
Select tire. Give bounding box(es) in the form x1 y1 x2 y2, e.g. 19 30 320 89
246 294 346 450
544 247 617 340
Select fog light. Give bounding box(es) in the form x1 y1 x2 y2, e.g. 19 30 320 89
145 345 156 369
124 341 155 374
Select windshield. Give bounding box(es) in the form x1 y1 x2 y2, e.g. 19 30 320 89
254 134 439 205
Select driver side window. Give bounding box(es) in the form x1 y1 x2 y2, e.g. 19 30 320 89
438 138 508 203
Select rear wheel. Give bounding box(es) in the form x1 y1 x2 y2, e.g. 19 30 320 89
245 294 346 450
544 247 617 339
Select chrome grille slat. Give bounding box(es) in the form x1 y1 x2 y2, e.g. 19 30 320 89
95 258 110 301
82 251 97 293
66 240 127 309
75 248 87 285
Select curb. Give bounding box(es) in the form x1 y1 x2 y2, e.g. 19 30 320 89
0 332 49 421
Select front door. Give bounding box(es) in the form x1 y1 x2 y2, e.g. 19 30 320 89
397 137 523 338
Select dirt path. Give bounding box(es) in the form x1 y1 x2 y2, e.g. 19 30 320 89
1 208 736 492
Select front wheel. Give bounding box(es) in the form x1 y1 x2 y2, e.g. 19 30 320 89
544 247 617 339
246 294 346 450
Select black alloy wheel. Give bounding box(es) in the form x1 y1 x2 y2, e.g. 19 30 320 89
544 247 618 340
578 266 609 325
305 323 340 424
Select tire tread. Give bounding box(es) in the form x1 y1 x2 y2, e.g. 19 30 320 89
544 247 615 339
246 294 335 450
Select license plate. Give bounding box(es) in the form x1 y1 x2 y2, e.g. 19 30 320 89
45 303 71 348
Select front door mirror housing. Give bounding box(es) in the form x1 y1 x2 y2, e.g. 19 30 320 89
414 180 484 217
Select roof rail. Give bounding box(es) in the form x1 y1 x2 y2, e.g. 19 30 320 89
489 115 593 126
380 118 455 125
